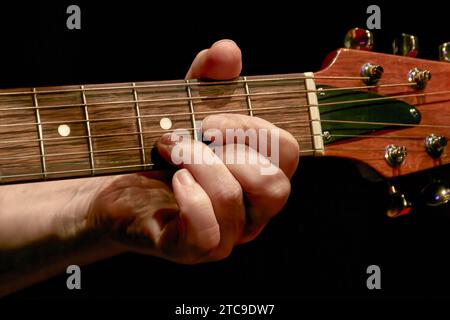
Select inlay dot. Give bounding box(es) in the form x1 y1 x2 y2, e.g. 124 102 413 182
160 117 173 130
58 124 71 137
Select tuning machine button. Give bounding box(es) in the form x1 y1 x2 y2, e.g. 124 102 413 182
393 33 419 57
408 67 431 89
425 134 447 158
385 144 407 167
422 181 450 207
386 185 412 218
360 63 384 85
344 28 374 51
439 42 450 62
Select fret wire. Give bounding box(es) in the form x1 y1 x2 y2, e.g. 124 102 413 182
0 75 373 98
185 79 198 141
243 76 254 117
132 82 146 165
81 85 96 175
33 88 47 179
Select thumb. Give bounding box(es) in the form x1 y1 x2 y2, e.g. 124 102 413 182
185 39 242 80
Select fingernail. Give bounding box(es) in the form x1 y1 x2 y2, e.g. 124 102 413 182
159 133 175 146
176 169 195 187
212 39 236 47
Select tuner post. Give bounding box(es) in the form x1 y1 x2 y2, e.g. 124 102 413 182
385 144 407 167
344 28 374 51
408 67 431 89
360 63 384 85
393 33 419 57
425 134 447 158
386 185 412 218
422 181 450 207
439 42 450 62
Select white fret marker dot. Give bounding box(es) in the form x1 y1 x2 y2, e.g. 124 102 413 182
58 124 71 137
160 117 172 130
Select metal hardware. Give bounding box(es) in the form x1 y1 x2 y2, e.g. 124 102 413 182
360 63 384 85
422 182 450 207
439 42 450 62
386 185 412 218
408 67 431 89
393 33 419 57
322 131 332 142
425 134 447 158
344 28 373 51
385 144 407 167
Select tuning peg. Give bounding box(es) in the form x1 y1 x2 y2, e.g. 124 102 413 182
422 181 450 207
425 134 447 158
386 185 412 218
393 33 419 57
344 28 374 51
439 42 450 62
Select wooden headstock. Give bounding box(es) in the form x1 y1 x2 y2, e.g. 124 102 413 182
316 48 450 178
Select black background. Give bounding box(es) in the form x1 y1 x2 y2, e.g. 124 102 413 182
1 0 450 314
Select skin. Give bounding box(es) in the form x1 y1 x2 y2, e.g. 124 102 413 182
0 39 299 297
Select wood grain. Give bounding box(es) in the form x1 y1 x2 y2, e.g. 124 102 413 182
317 49 450 178
0 76 313 184
3 48 447 185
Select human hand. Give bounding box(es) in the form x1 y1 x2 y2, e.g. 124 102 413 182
88 40 300 264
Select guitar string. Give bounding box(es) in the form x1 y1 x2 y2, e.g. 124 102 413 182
0 121 444 175
0 127 440 162
0 82 416 113
1 71 446 178
0 75 371 97
0 141 439 180
0 126 428 146
0 141 437 180
0 85 449 172
0 89 449 130
0 95 450 149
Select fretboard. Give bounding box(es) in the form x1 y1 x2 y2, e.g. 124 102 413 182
0 73 323 184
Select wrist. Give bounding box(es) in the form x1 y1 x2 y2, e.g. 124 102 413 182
52 175 126 254
0 176 119 252
0 176 124 296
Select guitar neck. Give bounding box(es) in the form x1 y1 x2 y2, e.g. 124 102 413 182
0 73 322 184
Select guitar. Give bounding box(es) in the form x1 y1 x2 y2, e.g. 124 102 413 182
1 49 449 214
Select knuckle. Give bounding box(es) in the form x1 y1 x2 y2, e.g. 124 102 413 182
214 179 243 206
197 223 221 250
268 176 291 210
268 170 291 197
258 172 291 215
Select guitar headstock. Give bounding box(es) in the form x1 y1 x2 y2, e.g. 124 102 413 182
315 45 450 216
316 48 450 181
